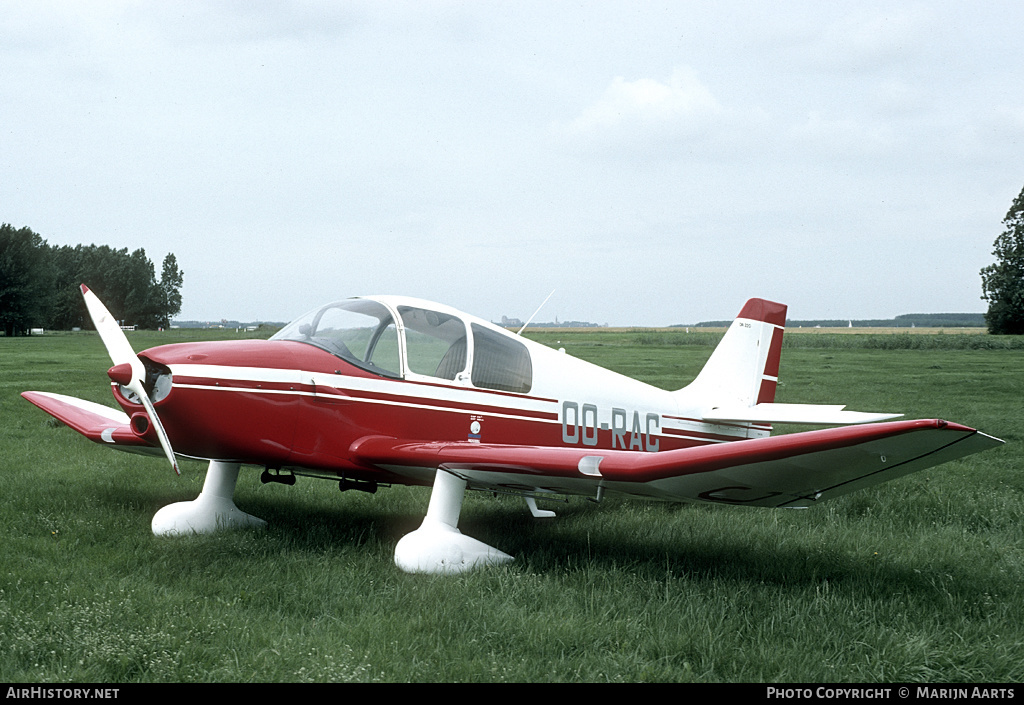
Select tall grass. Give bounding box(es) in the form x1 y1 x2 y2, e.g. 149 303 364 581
630 330 1024 351
1 330 1021 682
784 333 1024 350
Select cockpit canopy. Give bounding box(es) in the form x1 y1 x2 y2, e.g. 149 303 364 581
271 298 533 393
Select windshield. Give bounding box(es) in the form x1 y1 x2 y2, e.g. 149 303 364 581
271 299 400 377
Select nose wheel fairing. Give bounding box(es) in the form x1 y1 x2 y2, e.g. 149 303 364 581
152 461 267 536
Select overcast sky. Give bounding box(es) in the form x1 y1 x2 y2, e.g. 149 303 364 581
3 1 1023 326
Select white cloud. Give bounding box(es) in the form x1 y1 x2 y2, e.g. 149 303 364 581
552 67 740 157
567 68 721 133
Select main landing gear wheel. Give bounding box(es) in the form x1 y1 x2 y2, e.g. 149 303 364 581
394 469 512 574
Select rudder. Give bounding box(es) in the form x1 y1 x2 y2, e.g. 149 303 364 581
675 298 787 409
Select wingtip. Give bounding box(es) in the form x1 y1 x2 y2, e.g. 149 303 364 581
80 284 89 294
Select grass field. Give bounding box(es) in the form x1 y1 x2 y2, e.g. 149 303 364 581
1 328 1022 683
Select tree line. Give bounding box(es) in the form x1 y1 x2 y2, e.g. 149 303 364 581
686 313 987 329
981 183 1024 335
0 223 183 336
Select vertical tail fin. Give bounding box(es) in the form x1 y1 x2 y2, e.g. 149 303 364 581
675 298 787 409
675 299 902 427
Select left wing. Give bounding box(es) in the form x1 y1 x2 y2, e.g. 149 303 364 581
351 419 1003 508
21 391 163 456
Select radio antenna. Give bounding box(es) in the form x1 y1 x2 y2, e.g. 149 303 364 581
517 290 555 336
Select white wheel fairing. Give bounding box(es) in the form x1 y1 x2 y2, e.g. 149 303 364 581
394 469 513 574
151 461 266 536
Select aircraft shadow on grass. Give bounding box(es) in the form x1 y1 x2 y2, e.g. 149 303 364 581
91 477 993 605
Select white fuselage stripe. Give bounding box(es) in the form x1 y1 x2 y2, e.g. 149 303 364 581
170 364 748 442
172 382 563 425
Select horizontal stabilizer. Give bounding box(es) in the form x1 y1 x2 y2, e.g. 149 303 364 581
702 403 902 425
21 391 162 456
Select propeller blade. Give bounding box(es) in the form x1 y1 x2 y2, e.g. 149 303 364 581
80 285 143 381
135 387 180 476
80 284 180 475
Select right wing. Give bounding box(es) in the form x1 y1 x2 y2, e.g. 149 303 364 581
351 419 1003 508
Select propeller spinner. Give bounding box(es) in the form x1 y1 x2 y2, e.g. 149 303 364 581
80 284 180 475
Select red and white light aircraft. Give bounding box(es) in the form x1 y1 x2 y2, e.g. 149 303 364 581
23 286 1003 573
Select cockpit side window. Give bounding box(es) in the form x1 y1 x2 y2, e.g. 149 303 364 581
398 306 468 381
470 323 532 393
